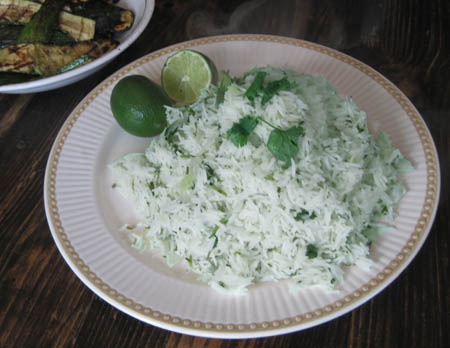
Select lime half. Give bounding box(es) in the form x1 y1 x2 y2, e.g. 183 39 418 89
161 49 218 105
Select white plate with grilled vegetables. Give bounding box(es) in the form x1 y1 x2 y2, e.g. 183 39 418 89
0 0 154 94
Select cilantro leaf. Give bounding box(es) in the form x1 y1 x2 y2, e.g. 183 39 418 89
244 71 267 101
204 163 215 182
261 77 296 105
295 209 309 221
226 113 305 169
164 119 184 144
267 126 304 168
226 116 259 147
294 209 316 222
306 244 318 259
164 119 188 155
216 71 232 108
209 225 219 239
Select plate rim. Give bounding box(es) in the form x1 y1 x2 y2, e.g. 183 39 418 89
0 0 155 94
44 33 441 338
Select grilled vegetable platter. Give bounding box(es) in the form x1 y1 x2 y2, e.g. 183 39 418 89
0 0 135 86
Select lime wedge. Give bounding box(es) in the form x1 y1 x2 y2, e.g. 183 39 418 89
161 49 218 105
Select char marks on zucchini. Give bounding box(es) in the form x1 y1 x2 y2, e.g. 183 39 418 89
0 0 134 84
0 39 117 75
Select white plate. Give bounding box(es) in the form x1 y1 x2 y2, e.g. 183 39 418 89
0 0 154 94
44 35 440 338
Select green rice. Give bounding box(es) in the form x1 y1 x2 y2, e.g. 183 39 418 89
110 67 413 294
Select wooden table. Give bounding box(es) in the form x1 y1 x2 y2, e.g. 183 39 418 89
1 1 449 347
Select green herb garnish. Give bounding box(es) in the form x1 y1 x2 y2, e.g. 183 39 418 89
211 185 227 196
244 71 266 101
164 119 183 144
216 71 232 107
306 244 318 259
209 225 219 239
294 209 317 222
261 77 296 105
226 115 304 168
267 126 304 168
204 163 215 182
244 72 296 105
226 116 259 147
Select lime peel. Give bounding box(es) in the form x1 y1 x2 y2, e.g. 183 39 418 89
110 75 172 137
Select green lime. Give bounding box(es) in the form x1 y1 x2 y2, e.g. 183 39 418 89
110 75 172 137
161 49 218 105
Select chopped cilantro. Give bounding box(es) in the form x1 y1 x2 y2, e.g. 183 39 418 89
226 115 304 169
261 77 296 105
216 202 227 212
216 71 232 107
209 225 219 238
164 119 183 144
267 126 304 168
295 209 309 221
204 163 215 182
211 185 227 196
226 116 259 147
244 71 266 101
294 209 317 222
244 73 296 105
306 244 318 259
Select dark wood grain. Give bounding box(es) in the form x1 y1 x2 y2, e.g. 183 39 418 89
1 0 449 347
